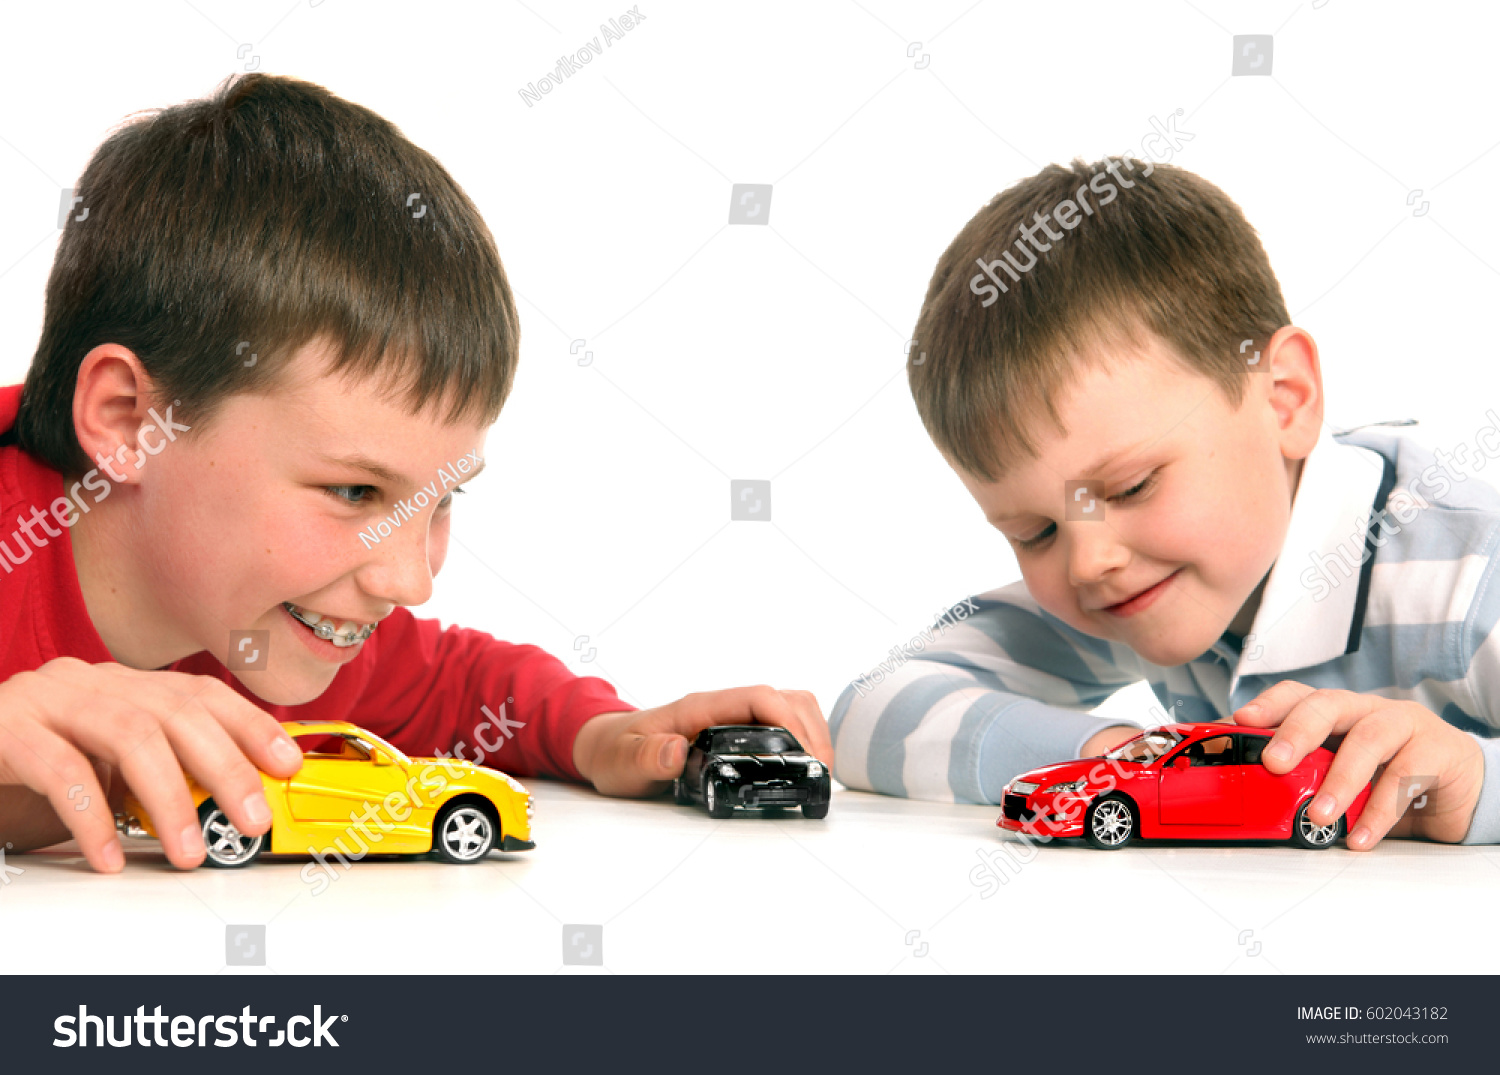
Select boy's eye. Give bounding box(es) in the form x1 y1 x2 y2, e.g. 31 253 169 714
325 485 375 505
1016 523 1056 550
437 487 466 509
1011 471 1158 551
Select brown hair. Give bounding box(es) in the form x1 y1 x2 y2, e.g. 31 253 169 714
908 157 1289 481
16 73 519 473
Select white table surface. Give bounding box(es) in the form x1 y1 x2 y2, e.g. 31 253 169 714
5 778 1497 975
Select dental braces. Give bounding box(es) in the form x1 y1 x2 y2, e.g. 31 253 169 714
284 603 377 646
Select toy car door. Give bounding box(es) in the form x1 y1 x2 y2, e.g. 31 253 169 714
1157 733 1244 826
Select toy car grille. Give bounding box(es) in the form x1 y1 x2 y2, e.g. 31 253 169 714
745 787 807 803
1002 794 1036 822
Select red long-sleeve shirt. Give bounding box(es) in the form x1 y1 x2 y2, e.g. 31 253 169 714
0 384 631 780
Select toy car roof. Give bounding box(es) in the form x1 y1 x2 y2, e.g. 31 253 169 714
700 724 790 734
1147 722 1273 738
283 719 365 736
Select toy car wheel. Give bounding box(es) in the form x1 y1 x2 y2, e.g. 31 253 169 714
704 778 734 819
1290 798 1345 849
433 802 498 863
198 799 264 868
802 801 829 819
673 778 693 806
1084 794 1136 850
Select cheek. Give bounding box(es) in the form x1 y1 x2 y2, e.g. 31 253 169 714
428 515 451 576
1019 556 1087 626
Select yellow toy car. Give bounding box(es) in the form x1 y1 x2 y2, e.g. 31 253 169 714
115 719 534 868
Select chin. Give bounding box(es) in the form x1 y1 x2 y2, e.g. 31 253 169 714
234 665 338 707
1131 629 1219 669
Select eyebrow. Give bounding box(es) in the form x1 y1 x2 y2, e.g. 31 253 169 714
318 453 486 487
987 441 1153 524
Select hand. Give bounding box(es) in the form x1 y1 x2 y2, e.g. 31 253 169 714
1232 680 1485 849
0 658 303 872
1081 724 1143 758
572 686 832 797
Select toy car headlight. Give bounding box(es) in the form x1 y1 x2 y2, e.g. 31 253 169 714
805 761 823 778
1043 779 1089 794
718 763 740 779
526 796 534 822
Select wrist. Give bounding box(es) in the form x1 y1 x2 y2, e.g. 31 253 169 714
572 710 635 784
1081 724 1140 758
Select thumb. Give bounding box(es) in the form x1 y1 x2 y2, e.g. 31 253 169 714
636 732 689 782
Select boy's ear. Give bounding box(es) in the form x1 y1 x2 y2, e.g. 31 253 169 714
72 344 158 480
1263 325 1322 461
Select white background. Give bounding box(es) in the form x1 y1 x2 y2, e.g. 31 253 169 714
2 1 1499 973
5 0 1498 720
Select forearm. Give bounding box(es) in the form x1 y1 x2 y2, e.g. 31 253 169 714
832 671 1139 803
1080 724 1144 758
0 785 73 852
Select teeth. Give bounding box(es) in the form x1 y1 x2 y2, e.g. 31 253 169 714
283 603 376 647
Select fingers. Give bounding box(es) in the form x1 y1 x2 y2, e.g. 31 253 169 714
1302 705 1416 834
594 731 686 799
669 686 834 765
1230 680 1316 729
585 686 834 799
1234 682 1382 774
778 690 835 766
64 702 206 868
1345 758 1424 851
27 663 293 869
640 733 688 784
96 665 303 779
0 721 122 872
58 677 275 861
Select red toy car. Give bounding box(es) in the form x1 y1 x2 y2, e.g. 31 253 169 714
997 722 1371 849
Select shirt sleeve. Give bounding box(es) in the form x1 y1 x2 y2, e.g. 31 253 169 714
830 583 1148 804
1456 552 1500 845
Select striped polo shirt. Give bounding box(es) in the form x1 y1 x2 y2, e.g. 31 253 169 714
829 421 1500 844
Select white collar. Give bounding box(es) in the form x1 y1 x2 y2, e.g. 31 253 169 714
1228 426 1390 684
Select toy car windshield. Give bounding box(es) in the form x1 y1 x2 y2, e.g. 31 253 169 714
712 729 799 754
1104 728 1183 764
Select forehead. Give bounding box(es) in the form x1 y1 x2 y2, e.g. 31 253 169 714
968 344 1225 504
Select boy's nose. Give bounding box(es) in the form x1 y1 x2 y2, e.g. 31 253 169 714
1064 524 1130 590
356 533 435 608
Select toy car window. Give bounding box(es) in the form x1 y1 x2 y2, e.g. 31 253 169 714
712 729 798 754
1238 735 1267 765
1182 735 1236 766
340 736 373 760
294 733 346 757
1105 730 1181 764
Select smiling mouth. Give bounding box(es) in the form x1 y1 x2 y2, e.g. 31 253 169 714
1097 570 1181 611
283 603 377 647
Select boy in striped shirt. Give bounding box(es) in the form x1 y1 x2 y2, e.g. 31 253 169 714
831 157 1498 848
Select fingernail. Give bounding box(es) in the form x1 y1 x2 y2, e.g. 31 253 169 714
1313 792 1336 819
101 839 125 871
1265 740 1292 764
243 790 271 826
180 823 203 856
658 739 678 770
1350 824 1371 849
270 736 300 766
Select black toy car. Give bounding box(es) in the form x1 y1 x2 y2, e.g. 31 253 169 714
674 725 830 819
